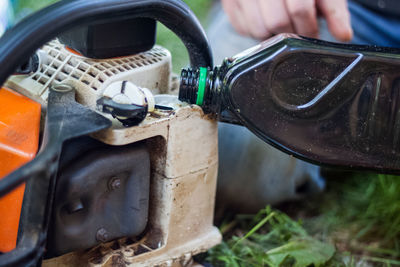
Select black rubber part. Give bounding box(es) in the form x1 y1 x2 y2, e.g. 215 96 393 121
179 68 200 104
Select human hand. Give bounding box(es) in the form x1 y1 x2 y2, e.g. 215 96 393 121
221 0 353 42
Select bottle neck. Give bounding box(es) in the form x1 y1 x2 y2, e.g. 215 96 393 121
179 66 223 114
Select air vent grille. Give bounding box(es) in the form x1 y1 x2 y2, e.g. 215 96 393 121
31 40 168 93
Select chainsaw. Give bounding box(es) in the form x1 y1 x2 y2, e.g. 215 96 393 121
0 0 399 266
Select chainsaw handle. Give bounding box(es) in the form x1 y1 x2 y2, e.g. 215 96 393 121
0 0 212 87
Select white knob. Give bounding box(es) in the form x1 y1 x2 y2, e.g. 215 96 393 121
103 81 155 112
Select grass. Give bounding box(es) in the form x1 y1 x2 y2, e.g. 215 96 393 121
208 207 339 267
207 174 400 267
319 174 400 257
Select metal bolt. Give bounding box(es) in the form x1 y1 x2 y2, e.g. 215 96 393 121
52 83 74 93
96 228 109 242
109 177 121 190
378 0 386 9
66 199 84 214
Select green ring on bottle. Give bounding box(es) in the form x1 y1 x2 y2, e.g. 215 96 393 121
196 67 207 106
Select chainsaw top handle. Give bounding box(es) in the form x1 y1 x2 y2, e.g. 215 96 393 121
0 0 213 87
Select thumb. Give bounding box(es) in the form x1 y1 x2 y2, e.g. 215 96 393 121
317 0 353 42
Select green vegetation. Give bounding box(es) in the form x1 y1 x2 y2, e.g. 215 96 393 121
207 175 400 267
156 0 213 72
15 0 55 12
320 174 400 258
208 207 337 267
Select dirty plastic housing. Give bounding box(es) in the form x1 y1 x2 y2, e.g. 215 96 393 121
180 34 400 173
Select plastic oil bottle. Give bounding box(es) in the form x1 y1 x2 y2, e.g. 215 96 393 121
179 34 400 173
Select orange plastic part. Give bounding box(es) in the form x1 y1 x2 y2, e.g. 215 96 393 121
0 87 41 252
65 46 83 56
65 45 130 59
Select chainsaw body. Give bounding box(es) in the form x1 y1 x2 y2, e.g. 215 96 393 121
3 44 221 264
7 40 222 266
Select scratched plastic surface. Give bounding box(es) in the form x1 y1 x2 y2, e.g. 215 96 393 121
0 87 40 252
223 34 400 173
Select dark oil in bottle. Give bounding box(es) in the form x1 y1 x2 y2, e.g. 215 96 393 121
179 33 400 174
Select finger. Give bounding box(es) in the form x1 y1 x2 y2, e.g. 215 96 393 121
237 0 271 39
317 0 353 42
286 0 319 37
221 0 249 36
258 0 294 35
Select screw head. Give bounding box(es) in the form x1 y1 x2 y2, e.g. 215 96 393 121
109 177 121 190
96 228 109 242
66 199 84 214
